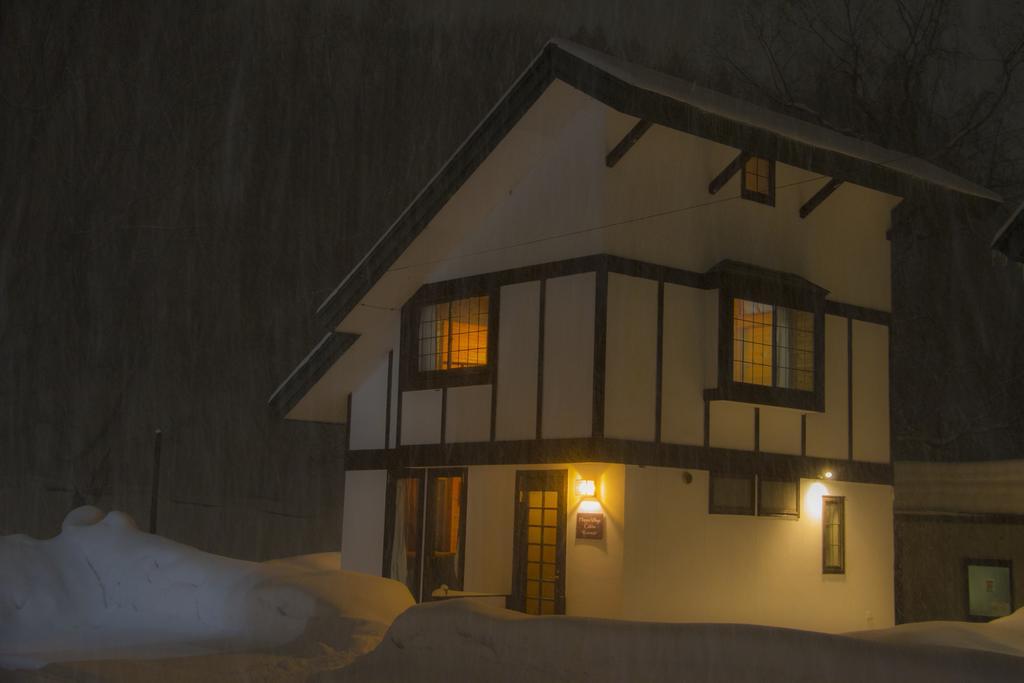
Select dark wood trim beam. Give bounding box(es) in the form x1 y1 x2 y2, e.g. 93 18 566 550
345 436 893 486
801 414 807 456
654 281 664 443
605 119 653 168
799 178 844 219
439 387 448 445
384 351 393 449
708 152 747 195
592 265 609 438
825 300 890 326
605 255 704 289
536 279 547 440
345 393 353 451
489 289 501 442
847 317 854 461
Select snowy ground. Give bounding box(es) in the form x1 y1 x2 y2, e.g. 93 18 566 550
319 600 1024 683
3 508 1024 682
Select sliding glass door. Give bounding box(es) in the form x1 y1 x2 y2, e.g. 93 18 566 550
383 468 467 601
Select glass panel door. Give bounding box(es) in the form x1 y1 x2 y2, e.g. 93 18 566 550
511 470 566 615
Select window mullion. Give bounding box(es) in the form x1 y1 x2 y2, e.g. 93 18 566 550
445 306 455 370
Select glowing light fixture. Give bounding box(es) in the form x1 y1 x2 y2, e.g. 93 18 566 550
805 482 828 521
575 479 596 498
822 470 833 480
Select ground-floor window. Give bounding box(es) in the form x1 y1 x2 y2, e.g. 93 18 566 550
709 473 798 518
822 496 845 574
382 468 467 602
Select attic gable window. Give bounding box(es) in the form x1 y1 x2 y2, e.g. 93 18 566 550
741 155 775 206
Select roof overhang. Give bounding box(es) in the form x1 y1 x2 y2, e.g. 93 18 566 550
992 201 1024 263
271 38 1004 420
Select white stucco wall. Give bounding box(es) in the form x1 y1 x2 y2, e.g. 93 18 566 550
495 280 541 440
605 273 658 440
349 353 389 451
621 466 894 632
340 469 387 576
542 273 596 438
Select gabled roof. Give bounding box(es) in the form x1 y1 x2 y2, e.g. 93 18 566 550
270 38 1002 418
992 201 1024 263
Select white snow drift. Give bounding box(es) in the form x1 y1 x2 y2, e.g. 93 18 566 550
0 506 413 670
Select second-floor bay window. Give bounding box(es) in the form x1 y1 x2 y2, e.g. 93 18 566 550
707 261 826 412
732 298 814 392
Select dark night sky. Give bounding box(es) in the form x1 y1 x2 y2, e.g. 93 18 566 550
1 0 1022 558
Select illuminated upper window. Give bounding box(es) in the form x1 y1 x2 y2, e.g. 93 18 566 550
732 298 814 392
417 295 489 372
741 155 775 205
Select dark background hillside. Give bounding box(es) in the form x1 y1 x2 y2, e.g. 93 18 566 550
1 0 1022 558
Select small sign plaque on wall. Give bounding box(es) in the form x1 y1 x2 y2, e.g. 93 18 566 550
576 512 605 540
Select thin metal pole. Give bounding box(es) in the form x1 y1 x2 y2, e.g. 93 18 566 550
149 429 162 534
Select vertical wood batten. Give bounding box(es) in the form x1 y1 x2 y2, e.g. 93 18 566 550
592 265 609 438
536 279 547 440
654 280 664 443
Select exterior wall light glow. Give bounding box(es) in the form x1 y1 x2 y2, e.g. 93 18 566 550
575 479 596 498
823 470 833 479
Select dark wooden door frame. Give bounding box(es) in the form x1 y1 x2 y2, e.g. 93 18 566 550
509 469 568 615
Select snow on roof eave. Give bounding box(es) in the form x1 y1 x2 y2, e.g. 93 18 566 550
272 39 1004 416
268 331 358 418
548 38 1001 202
991 201 1024 262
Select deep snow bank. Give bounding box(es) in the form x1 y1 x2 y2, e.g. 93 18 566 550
321 600 1024 683
0 507 413 670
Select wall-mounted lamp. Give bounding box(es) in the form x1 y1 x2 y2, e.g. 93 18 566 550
822 470 833 480
575 479 596 498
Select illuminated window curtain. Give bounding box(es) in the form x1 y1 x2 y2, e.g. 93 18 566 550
423 474 464 597
775 306 814 391
389 478 420 594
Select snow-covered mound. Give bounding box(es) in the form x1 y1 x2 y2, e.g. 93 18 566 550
849 608 1024 659
0 507 413 670
319 600 1024 683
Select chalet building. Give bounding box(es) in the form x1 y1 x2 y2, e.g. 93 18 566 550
270 40 1004 633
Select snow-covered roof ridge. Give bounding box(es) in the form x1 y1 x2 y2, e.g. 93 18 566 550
549 37 1001 203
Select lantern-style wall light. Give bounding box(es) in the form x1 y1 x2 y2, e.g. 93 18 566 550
575 479 596 498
